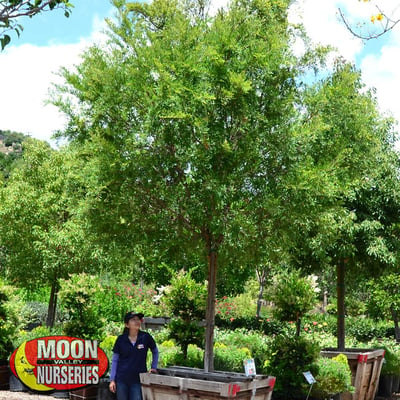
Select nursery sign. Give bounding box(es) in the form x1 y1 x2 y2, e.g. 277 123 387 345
9 336 109 392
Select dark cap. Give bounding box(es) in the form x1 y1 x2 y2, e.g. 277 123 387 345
124 311 144 323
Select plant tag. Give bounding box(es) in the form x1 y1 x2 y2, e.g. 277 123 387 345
303 371 316 384
244 359 256 376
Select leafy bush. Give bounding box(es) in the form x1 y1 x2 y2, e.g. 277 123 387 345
214 328 270 371
163 270 206 359
158 343 203 368
346 316 393 342
20 301 48 329
0 280 23 359
214 343 251 372
265 334 321 400
311 354 354 399
58 273 105 339
215 315 285 335
268 269 318 336
14 325 59 347
99 335 117 364
367 339 400 376
98 278 168 322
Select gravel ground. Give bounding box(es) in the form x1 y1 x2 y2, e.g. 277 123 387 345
0 391 61 400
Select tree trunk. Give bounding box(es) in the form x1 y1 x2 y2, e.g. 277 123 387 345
391 308 400 343
337 259 346 351
204 249 218 372
256 267 267 318
46 279 59 327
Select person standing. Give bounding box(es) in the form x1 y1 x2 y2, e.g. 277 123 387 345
109 311 159 400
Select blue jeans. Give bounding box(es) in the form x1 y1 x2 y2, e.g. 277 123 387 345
116 381 143 400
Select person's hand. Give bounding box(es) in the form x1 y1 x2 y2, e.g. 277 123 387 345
148 368 157 374
109 380 117 393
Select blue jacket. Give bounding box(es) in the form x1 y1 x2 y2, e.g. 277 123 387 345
112 331 158 384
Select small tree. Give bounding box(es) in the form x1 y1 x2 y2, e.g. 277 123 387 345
268 269 318 336
58 273 105 339
163 270 207 360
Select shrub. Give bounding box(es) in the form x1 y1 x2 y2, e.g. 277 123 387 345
98 279 168 322
265 334 321 400
214 343 251 372
99 335 117 364
214 328 270 372
346 316 393 342
268 269 318 336
163 270 206 359
158 343 203 369
58 273 105 339
0 280 23 360
215 315 285 335
311 354 354 399
20 301 48 329
14 325 63 347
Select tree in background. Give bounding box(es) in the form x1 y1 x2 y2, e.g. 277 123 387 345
288 61 400 350
0 0 73 49
0 139 106 326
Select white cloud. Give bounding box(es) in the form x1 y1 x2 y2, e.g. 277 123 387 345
290 0 363 62
0 42 84 144
296 0 400 131
0 13 109 145
360 43 400 121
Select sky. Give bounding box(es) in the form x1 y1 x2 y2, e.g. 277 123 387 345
0 0 400 146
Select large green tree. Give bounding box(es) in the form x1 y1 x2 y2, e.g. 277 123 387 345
52 0 325 370
51 0 397 367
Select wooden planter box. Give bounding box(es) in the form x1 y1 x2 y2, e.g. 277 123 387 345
321 348 385 400
70 385 98 400
140 366 276 400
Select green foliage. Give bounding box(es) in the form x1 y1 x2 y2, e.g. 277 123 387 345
214 328 271 372
265 334 321 400
97 278 168 323
346 316 393 342
215 291 259 319
158 343 204 369
0 280 22 359
58 273 105 339
215 315 285 336
214 343 251 372
0 130 27 179
14 325 57 348
268 269 318 335
163 270 207 358
368 339 400 376
366 273 400 320
311 354 354 399
99 335 117 364
163 270 207 320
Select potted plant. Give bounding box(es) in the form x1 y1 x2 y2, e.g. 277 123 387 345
374 341 400 398
310 354 354 400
